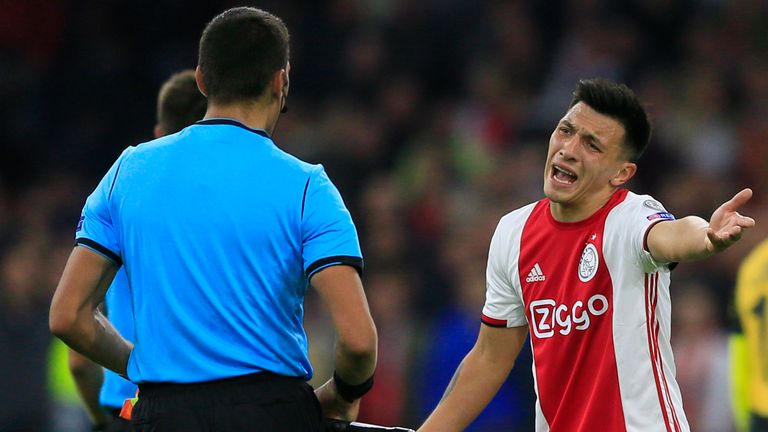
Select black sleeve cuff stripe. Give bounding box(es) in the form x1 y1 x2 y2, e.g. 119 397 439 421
306 256 363 278
75 238 123 267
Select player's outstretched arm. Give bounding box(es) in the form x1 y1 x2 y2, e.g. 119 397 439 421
50 246 133 375
647 188 755 263
418 324 528 432
312 265 378 421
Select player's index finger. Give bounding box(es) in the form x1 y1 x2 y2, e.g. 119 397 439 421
725 188 753 210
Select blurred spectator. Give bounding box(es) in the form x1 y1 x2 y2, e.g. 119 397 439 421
730 237 768 432
414 264 535 431
358 270 417 426
672 281 735 432
0 238 53 431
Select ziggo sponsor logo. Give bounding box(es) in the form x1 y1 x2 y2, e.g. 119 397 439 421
529 295 609 338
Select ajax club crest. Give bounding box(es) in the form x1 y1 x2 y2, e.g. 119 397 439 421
578 243 599 282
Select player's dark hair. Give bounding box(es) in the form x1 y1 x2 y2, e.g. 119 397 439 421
198 7 290 104
157 70 207 134
569 78 651 162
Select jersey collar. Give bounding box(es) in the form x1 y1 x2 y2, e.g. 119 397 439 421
195 118 272 139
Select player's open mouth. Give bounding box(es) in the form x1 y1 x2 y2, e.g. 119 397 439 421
552 165 577 185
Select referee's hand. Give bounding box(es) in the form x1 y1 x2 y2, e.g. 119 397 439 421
315 378 360 421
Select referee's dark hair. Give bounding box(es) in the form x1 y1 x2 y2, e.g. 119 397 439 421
198 7 290 104
156 70 207 135
570 78 651 163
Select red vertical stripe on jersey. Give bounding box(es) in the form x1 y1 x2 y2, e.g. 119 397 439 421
646 273 673 432
652 273 682 432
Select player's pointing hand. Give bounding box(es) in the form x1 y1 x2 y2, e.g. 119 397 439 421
706 188 756 253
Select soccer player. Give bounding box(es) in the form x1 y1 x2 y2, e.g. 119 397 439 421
418 78 755 432
50 7 377 432
731 237 768 431
66 69 206 432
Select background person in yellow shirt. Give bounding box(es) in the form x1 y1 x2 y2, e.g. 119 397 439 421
732 237 768 431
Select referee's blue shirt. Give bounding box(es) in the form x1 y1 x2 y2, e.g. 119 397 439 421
99 269 138 408
75 119 363 384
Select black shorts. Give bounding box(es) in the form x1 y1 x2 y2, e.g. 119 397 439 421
131 372 323 432
103 408 131 432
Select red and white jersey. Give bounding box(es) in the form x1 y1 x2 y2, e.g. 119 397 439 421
482 189 689 432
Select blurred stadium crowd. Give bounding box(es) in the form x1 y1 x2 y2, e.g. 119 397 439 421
1 1 767 431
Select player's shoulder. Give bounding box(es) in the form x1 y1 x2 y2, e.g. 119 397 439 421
631 190 662 203
496 200 540 233
610 190 671 216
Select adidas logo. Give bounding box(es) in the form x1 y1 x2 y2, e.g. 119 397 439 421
526 263 546 283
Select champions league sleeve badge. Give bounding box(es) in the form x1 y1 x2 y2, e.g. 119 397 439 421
642 199 664 212
643 200 675 221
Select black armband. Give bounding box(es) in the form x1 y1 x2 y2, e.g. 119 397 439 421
333 371 374 402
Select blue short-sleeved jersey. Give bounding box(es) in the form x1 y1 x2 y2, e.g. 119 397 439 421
76 119 363 383
99 269 138 408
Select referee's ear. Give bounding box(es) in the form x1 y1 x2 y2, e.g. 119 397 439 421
194 66 208 97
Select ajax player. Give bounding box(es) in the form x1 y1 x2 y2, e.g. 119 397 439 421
419 78 755 432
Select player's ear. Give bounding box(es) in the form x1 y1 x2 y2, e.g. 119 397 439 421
610 162 637 187
194 66 208 97
153 124 164 139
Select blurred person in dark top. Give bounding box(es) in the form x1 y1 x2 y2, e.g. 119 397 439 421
0 239 52 431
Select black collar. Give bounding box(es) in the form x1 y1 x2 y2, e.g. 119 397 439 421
195 118 272 139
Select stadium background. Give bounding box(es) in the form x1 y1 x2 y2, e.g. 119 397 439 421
1 1 766 431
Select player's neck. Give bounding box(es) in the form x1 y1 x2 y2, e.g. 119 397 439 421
204 101 279 134
549 189 617 223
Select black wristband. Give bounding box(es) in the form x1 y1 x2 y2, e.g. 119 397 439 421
333 371 374 402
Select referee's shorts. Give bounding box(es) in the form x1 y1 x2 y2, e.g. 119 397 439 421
131 372 323 432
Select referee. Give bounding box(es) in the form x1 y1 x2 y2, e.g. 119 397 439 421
50 7 378 432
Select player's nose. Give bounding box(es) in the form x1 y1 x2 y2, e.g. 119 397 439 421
558 137 579 160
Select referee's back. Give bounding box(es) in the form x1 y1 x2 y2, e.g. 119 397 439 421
81 118 361 384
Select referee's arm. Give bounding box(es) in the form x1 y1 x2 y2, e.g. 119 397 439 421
311 264 378 421
50 246 133 376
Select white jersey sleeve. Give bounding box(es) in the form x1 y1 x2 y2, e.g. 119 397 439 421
606 192 676 272
482 203 536 328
